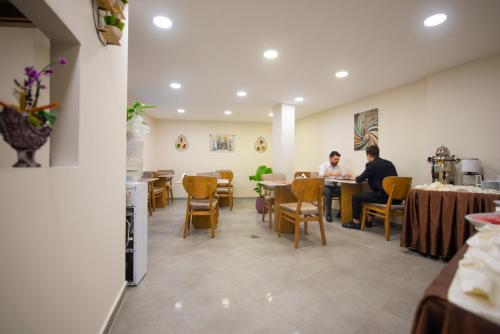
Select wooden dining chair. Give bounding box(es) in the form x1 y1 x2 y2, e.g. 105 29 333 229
278 177 326 249
215 170 234 210
360 176 412 240
153 173 168 207
182 176 219 239
157 169 174 203
142 171 156 214
261 173 286 228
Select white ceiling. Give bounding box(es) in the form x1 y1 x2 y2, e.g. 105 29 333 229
128 0 500 122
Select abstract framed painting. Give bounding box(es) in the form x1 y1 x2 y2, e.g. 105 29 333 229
209 134 235 152
354 108 378 151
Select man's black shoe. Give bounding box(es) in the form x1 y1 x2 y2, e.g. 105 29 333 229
342 222 361 230
336 211 341 218
365 221 373 228
326 215 333 223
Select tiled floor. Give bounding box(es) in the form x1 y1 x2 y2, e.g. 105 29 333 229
111 198 446 334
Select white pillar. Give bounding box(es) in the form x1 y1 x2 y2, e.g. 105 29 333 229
272 104 295 179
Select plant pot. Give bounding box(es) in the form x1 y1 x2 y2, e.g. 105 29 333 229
0 106 51 167
101 24 122 45
255 197 266 214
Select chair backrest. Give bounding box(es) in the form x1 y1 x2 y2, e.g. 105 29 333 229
142 171 155 178
309 172 320 177
182 176 217 200
197 172 222 178
291 178 324 204
216 170 233 181
382 177 412 201
157 169 174 175
262 173 286 182
294 171 312 178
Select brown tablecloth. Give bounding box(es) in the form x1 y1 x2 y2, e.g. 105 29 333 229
401 189 500 259
411 245 500 334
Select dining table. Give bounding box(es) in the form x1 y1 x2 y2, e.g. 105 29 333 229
258 180 295 233
324 177 364 224
401 188 500 259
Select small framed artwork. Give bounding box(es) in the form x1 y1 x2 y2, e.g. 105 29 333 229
209 134 235 152
175 134 189 151
354 108 378 151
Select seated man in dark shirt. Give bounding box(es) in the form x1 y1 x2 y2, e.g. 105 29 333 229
343 145 398 230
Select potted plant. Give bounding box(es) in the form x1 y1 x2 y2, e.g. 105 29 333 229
101 14 125 45
249 165 273 213
0 57 67 167
126 101 155 180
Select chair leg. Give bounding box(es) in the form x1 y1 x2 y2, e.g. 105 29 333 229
183 208 190 239
262 204 266 222
294 218 300 249
304 221 308 235
361 206 367 231
269 205 273 229
230 194 233 211
277 211 282 237
319 216 326 246
211 212 216 238
385 212 391 241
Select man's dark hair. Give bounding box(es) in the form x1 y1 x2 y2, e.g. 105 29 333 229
366 145 379 158
329 151 341 158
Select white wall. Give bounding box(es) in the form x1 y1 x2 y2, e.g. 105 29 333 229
0 1 128 333
146 119 272 197
0 28 50 167
296 54 500 185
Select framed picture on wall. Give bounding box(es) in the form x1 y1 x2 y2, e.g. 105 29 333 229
354 108 378 151
209 134 235 152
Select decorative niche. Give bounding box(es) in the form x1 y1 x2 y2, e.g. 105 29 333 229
92 0 128 46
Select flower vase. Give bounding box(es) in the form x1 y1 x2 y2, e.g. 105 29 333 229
0 106 51 167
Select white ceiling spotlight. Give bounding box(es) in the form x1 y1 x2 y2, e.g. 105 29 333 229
268 113 274 117
294 96 304 103
224 110 232 115
263 49 279 60
153 16 173 29
170 82 182 89
177 109 185 113
335 70 349 78
236 90 247 97
424 13 447 27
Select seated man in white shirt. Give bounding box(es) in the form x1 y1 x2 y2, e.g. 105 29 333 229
319 151 351 222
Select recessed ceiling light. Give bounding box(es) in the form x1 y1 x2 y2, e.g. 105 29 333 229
177 109 185 113
335 70 349 78
224 110 232 115
236 91 247 97
424 13 447 27
294 96 304 103
153 16 173 29
268 113 274 117
263 49 279 59
170 82 182 89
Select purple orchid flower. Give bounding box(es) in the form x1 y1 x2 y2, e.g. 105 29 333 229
59 57 68 65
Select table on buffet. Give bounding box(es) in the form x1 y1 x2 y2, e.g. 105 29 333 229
401 189 500 259
411 244 500 334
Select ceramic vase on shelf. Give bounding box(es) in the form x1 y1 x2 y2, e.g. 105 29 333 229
0 106 51 167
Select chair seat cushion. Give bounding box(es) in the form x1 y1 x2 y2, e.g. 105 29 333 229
190 199 218 210
279 202 319 215
369 203 406 210
217 187 231 193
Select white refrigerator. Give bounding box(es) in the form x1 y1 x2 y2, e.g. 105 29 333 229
126 181 148 285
